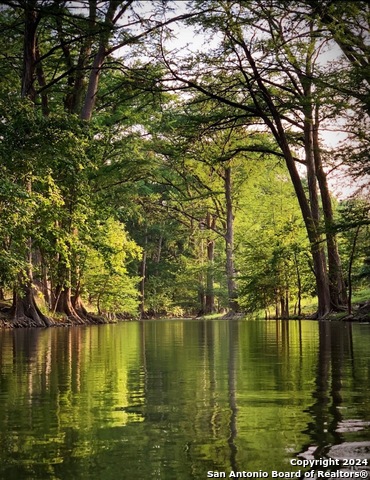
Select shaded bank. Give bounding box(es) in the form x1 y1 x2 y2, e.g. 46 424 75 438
0 301 134 328
1 301 370 328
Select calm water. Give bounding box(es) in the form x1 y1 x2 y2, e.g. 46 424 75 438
0 320 369 479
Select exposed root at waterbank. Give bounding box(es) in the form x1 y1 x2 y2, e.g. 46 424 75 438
334 301 370 322
1 302 369 328
221 311 244 320
0 316 122 329
0 302 134 328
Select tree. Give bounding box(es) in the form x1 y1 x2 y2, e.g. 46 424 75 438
255 1 347 308
337 199 370 315
157 0 355 317
83 218 141 316
0 105 97 324
236 160 314 318
306 0 370 112
149 103 256 313
0 1 200 325
1 0 368 324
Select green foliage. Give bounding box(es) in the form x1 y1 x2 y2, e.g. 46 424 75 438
0 103 142 315
235 158 315 315
337 199 370 288
83 218 141 315
0 1 368 320
0 104 88 278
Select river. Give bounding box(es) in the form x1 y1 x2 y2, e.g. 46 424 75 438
0 319 369 479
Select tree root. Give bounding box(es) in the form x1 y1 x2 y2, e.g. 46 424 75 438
10 287 54 328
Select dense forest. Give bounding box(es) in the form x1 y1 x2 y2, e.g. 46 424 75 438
0 0 369 326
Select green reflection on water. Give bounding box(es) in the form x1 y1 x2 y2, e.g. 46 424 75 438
0 320 369 479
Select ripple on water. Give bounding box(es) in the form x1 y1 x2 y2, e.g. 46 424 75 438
336 420 370 433
328 441 370 464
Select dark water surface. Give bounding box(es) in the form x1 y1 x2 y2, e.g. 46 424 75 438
0 320 369 479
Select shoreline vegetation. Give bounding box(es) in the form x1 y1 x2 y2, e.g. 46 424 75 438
0 2 369 328
1 299 369 329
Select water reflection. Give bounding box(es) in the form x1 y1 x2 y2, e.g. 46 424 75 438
303 324 344 444
228 321 238 472
0 320 369 479
299 322 370 471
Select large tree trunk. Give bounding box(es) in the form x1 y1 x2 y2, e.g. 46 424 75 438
347 225 361 316
302 93 332 318
10 272 53 327
80 44 106 121
35 38 49 115
313 112 347 309
294 251 302 317
139 234 147 316
80 0 119 121
72 279 89 318
301 26 345 315
53 261 85 323
55 2 95 114
205 212 215 314
197 238 206 316
273 123 331 317
54 285 85 324
205 237 215 314
282 134 331 317
12 2 54 328
240 38 331 317
224 167 239 312
21 1 39 100
67 43 93 114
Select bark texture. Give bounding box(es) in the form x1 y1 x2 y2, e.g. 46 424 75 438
224 167 239 312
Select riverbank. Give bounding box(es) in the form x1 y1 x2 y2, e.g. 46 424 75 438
1 300 369 328
327 301 370 322
0 301 134 328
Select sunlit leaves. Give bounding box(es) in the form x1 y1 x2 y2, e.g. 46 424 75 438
83 218 141 315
